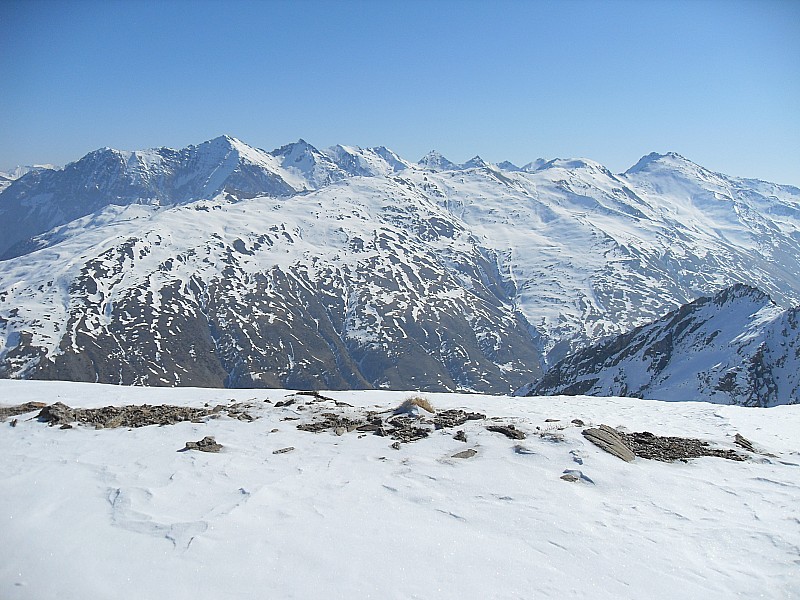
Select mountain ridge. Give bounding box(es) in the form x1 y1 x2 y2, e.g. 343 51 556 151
525 284 799 406
1 136 799 401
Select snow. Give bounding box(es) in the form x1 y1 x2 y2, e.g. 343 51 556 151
1 380 798 599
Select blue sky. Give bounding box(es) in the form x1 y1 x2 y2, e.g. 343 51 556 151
1 0 798 184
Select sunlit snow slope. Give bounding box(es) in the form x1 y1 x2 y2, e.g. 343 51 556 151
1 381 798 600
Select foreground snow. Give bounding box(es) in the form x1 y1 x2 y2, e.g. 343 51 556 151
1 381 798 599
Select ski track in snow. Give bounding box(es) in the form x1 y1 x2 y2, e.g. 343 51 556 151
1 380 798 599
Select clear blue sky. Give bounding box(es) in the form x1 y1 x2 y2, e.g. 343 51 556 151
1 0 798 184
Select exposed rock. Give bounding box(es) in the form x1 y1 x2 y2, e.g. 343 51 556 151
734 433 756 453
486 424 526 440
452 448 478 459
453 430 467 442
0 402 47 420
184 436 222 453
391 442 401 450
545 418 560 422
561 469 594 484
10 418 17 427
584 425 746 462
296 391 335 402
274 399 296 408
434 409 485 430
272 447 295 454
37 402 76 426
571 419 585 427
297 413 364 434
582 425 636 462
34 401 256 428
622 430 744 462
390 425 430 443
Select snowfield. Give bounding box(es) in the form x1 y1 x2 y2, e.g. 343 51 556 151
1 380 798 599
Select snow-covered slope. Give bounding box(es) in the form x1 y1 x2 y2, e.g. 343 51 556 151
527 285 800 406
1 139 799 396
0 178 543 392
1 381 798 600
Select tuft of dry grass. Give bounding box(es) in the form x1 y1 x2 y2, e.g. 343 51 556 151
394 396 436 415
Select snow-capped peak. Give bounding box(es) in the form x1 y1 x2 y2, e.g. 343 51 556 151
322 144 413 177
496 161 521 172
521 159 547 172
624 151 702 176
417 150 458 171
461 156 491 170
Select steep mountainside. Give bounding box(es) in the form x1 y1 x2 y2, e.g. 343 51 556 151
1 137 799 396
526 285 800 406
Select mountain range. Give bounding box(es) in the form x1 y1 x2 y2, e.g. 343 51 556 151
0 135 798 403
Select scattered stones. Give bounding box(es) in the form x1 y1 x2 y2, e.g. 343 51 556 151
453 430 467 443
560 473 580 482
391 425 431 443
391 442 401 450
734 433 756 453
513 444 535 455
571 419 585 427
356 423 384 433
451 448 478 459
59 424 73 430
272 447 295 454
540 432 565 443
434 409 485 430
487 424 526 440
297 413 364 434
582 425 636 462
183 436 222 453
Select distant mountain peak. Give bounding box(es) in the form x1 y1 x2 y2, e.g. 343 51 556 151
624 151 699 175
496 161 520 172
521 159 547 172
418 150 457 171
462 156 490 170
